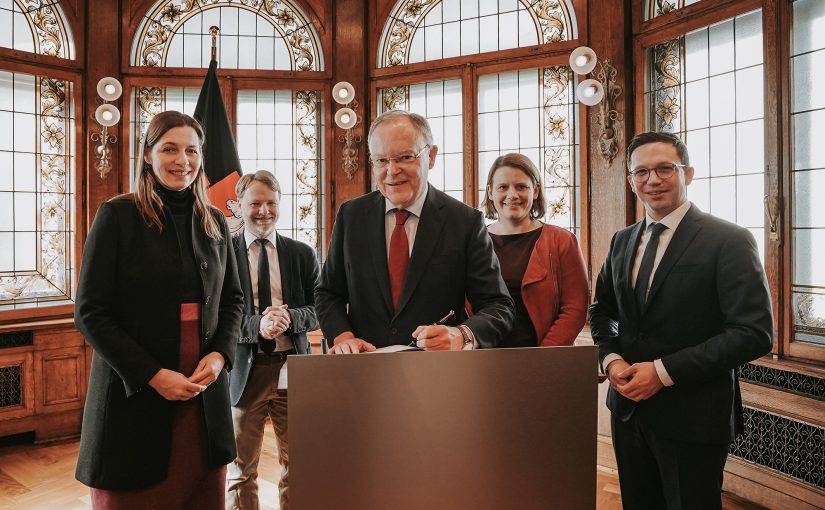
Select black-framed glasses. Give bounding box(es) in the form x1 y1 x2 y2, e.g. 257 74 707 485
370 145 430 169
628 162 686 183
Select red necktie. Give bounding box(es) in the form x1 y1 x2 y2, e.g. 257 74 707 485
388 209 412 310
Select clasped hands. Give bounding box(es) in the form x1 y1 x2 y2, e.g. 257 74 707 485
328 325 465 354
148 351 225 401
259 304 291 340
605 359 664 402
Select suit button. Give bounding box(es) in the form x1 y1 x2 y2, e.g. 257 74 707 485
204 330 211 339
391 328 397 334
200 261 208 270
205 295 211 305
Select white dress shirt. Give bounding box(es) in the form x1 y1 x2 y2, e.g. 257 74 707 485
244 228 293 353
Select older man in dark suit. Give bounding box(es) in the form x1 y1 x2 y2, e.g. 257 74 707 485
589 131 773 510
316 110 513 353
226 171 319 510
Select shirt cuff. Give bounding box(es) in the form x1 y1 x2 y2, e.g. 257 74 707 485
654 359 675 386
602 353 624 373
458 325 477 350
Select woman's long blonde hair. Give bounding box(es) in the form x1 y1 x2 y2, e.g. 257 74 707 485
130 111 223 240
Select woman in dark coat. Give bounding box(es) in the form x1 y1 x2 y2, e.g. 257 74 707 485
74 111 244 509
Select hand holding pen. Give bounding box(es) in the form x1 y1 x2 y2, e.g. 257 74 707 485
410 310 466 351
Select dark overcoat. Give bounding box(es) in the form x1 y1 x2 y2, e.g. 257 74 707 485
74 196 244 490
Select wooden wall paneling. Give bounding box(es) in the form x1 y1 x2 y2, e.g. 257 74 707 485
329 0 369 224
0 350 34 423
585 0 635 298
85 0 122 229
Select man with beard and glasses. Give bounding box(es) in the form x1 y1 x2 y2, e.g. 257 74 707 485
226 170 320 510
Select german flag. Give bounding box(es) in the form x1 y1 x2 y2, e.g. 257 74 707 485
194 59 244 234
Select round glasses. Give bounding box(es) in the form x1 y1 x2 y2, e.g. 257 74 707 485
370 145 429 169
628 162 686 183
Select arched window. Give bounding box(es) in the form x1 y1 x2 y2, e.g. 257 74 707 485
0 0 76 310
375 0 581 236
130 0 324 251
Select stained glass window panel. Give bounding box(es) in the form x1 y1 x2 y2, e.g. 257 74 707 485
377 79 464 201
645 0 703 21
0 69 75 310
646 10 764 261
0 0 74 58
477 67 580 237
378 0 576 67
236 90 323 253
133 1 322 71
792 0 825 345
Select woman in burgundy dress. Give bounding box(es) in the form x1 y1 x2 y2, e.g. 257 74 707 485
482 153 589 348
74 111 243 509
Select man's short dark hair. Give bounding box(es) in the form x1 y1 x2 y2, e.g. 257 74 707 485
626 131 690 169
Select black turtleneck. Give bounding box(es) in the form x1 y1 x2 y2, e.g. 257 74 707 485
156 186 203 303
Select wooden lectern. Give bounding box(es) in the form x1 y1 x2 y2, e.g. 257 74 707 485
289 346 598 510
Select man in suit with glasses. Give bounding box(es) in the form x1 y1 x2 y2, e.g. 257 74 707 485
316 109 514 353
589 131 773 509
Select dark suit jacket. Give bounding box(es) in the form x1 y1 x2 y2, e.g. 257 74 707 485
229 232 320 405
589 204 773 445
74 196 244 490
316 187 514 348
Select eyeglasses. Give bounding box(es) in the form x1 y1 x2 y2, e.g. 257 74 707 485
628 162 686 183
370 145 430 169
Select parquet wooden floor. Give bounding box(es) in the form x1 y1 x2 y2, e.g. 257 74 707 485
0 425 761 509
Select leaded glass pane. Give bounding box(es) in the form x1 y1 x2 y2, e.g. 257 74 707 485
377 79 465 202
132 1 323 71
644 0 703 21
0 0 74 58
0 69 75 310
378 0 576 67
477 67 580 237
646 10 764 262
236 90 323 253
792 0 825 345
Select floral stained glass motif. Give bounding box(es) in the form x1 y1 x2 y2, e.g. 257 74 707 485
0 0 74 57
0 70 75 309
378 0 577 68
644 0 703 21
132 0 323 71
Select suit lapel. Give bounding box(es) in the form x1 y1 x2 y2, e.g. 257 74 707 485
367 192 393 315
645 206 702 307
234 234 255 315
396 188 445 316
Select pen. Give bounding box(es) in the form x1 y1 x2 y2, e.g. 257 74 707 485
409 310 455 347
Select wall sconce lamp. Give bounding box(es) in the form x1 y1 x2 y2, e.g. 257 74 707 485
569 46 623 164
332 81 361 180
90 77 122 179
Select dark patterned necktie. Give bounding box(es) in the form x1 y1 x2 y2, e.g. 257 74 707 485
634 222 668 313
388 209 412 310
256 238 275 355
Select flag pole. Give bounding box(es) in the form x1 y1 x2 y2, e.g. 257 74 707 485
209 26 219 63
